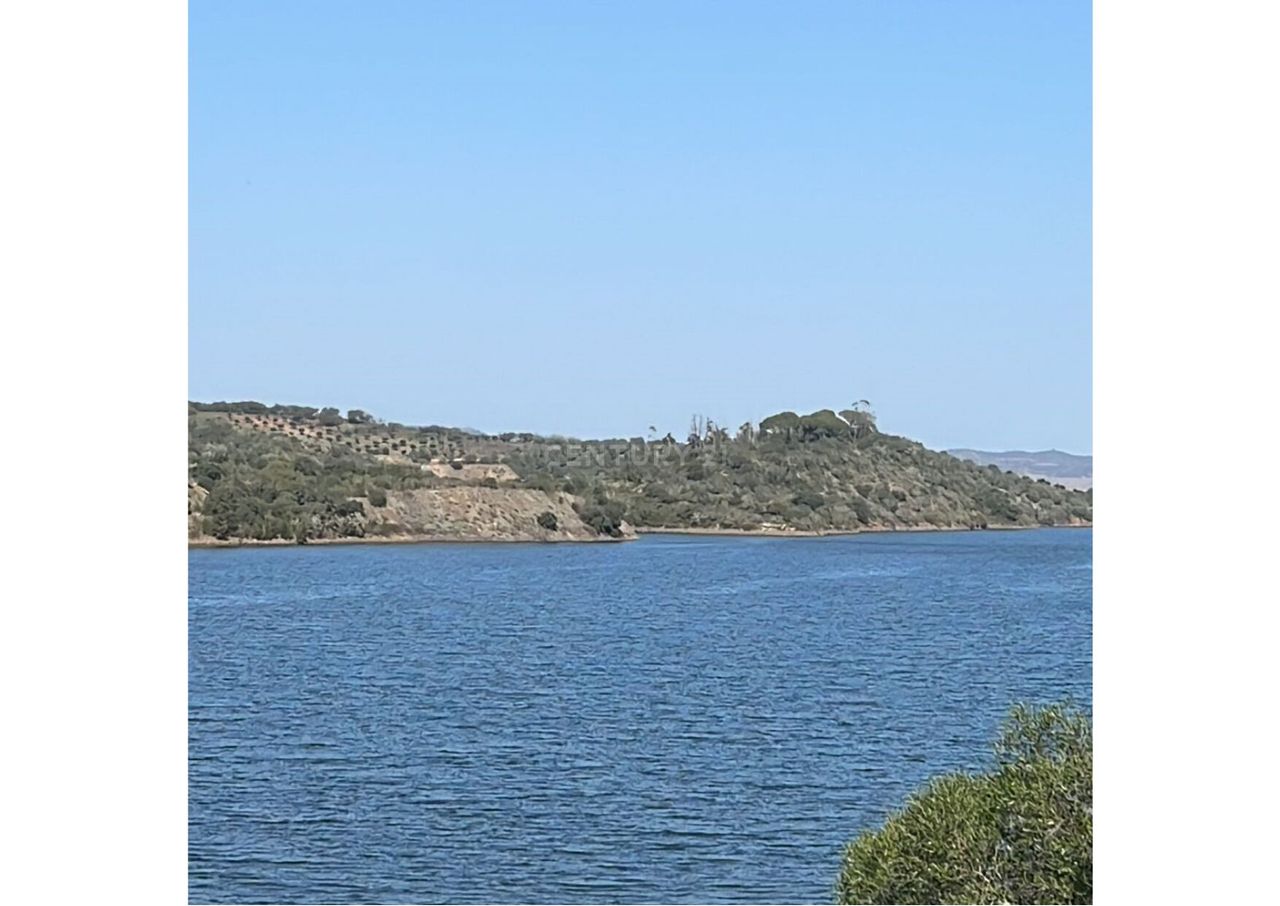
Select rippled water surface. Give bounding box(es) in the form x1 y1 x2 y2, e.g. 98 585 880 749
189 529 1091 903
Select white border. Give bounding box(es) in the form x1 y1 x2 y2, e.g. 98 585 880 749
2 1 187 903
1096 0 1277 902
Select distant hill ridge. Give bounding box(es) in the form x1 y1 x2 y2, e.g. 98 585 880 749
188 400 1092 544
947 449 1091 489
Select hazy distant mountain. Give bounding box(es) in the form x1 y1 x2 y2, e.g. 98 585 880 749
947 449 1092 489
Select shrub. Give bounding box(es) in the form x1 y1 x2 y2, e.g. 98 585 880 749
797 408 849 439
759 410 801 435
835 703 1091 905
580 499 627 537
367 488 388 508
334 499 364 518
792 490 826 511
536 510 558 531
977 487 1019 523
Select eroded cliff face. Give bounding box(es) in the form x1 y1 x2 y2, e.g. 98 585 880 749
188 481 635 545
359 487 633 542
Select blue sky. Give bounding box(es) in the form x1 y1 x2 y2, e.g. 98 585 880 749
190 0 1090 453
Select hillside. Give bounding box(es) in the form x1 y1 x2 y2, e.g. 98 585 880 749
948 448 1092 489
189 402 1092 544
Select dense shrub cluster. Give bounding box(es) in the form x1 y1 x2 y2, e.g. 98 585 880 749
189 414 430 541
576 498 627 537
835 703 1092 905
506 412 1092 534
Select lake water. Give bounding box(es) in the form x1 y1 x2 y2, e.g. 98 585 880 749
189 529 1091 904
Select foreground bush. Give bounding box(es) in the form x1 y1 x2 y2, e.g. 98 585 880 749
835 703 1091 905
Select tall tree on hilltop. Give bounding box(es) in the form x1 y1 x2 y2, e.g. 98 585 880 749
840 400 877 440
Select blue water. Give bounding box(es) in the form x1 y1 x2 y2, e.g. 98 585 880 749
189 529 1091 904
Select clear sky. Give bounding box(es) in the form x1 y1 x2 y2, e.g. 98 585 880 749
190 0 1090 453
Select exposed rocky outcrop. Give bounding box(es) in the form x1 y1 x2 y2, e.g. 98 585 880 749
361 487 633 542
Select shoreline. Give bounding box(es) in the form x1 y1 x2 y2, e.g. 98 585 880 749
188 533 635 549
189 521 1089 549
635 522 1090 538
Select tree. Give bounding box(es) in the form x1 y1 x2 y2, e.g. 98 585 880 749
759 411 801 437
687 414 705 448
797 409 848 440
536 510 558 531
840 399 878 439
792 490 826 510
836 703 1091 905
334 499 363 517
347 409 375 424
580 498 627 537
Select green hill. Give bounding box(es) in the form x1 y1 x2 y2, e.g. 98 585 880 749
188 401 1092 543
